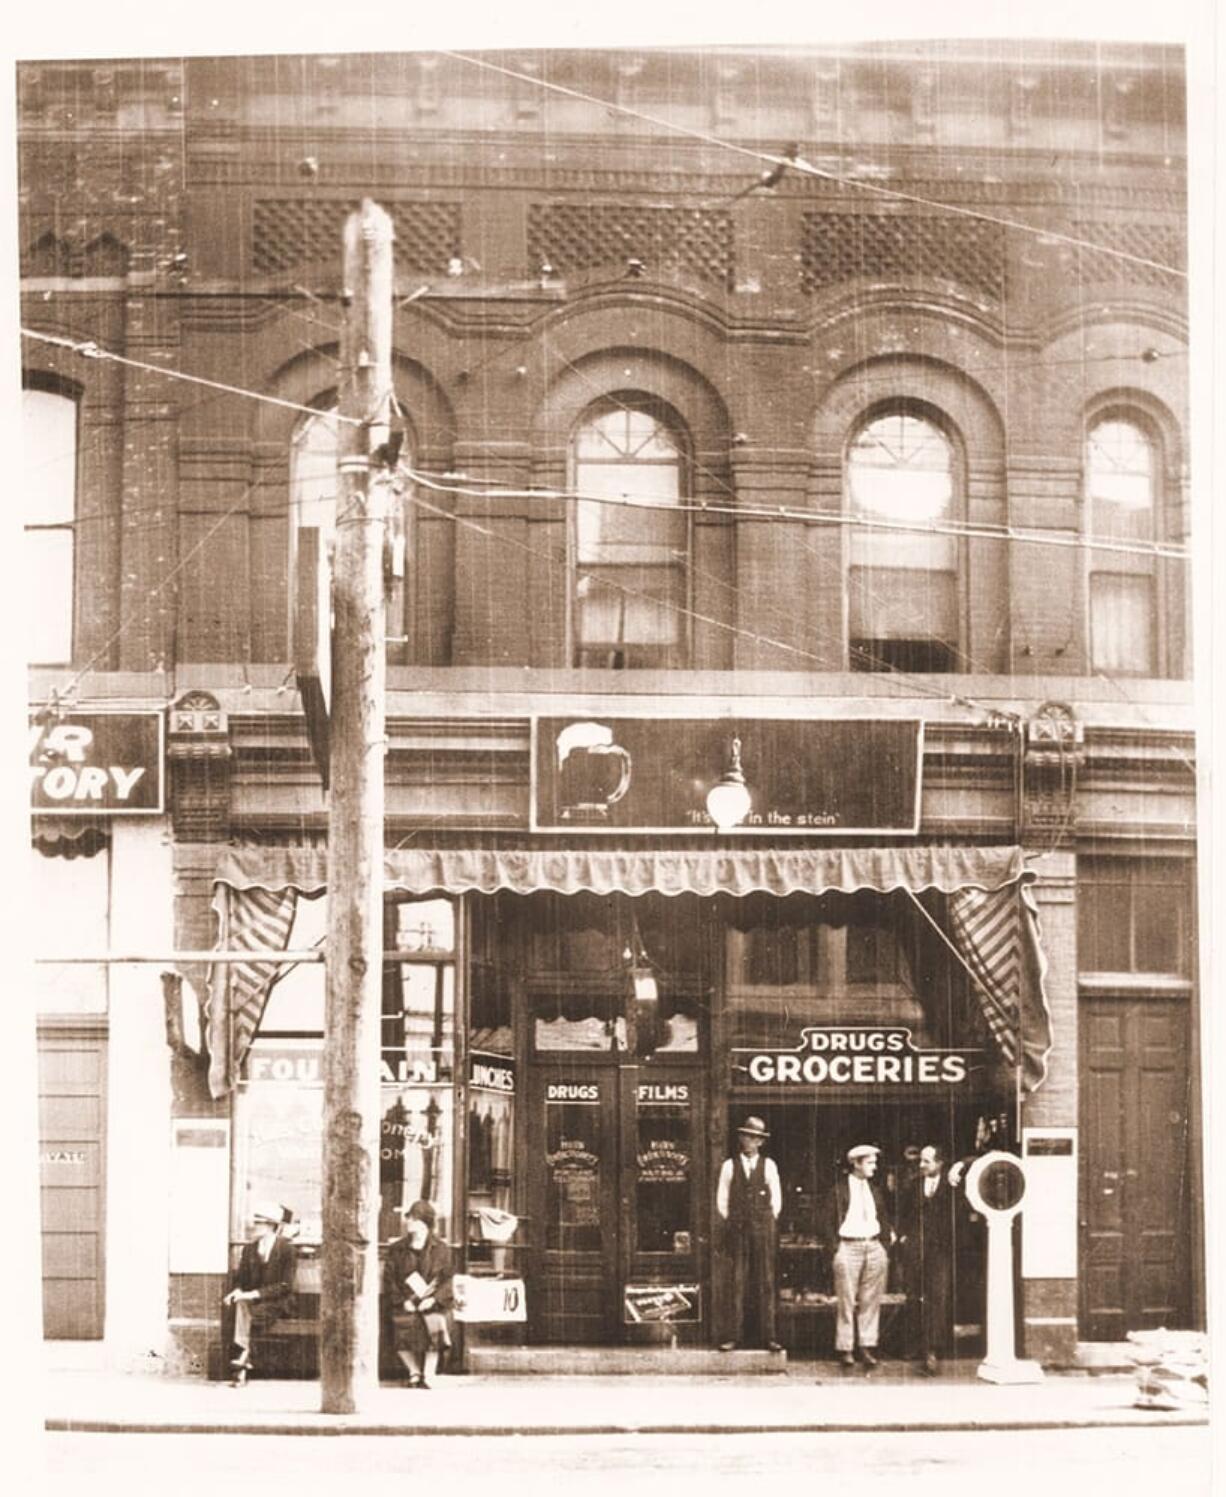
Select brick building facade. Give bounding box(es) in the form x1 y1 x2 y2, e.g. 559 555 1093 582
23 45 1199 1375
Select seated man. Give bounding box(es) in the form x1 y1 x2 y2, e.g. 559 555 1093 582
222 1201 297 1385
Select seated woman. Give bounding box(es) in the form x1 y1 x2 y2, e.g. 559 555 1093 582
222 1201 297 1386
384 1200 454 1388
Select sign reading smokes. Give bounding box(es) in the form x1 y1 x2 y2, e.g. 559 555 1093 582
29 711 164 814
531 716 922 834
734 1027 980 1087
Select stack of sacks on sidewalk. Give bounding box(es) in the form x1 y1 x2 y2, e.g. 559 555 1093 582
1127 1328 1208 1410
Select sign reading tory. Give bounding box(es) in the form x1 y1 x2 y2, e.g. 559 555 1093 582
29 711 164 815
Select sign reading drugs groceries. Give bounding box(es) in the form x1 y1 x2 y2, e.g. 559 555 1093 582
531 716 922 834
733 1026 981 1088
29 710 164 814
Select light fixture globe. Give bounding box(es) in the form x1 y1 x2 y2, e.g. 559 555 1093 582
706 737 752 831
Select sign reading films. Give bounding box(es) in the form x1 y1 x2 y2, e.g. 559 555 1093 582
531 716 922 834
29 711 164 814
734 1027 981 1088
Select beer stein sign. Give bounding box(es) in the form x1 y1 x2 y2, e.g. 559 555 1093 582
554 720 633 822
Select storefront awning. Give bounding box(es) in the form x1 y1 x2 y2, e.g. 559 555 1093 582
211 843 1033 899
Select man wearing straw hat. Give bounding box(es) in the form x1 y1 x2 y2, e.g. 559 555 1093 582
823 1144 896 1368
716 1115 783 1352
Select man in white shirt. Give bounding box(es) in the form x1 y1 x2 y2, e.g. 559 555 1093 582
823 1144 895 1368
716 1116 783 1352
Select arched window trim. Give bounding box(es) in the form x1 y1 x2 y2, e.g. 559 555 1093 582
567 391 694 670
843 399 967 675
22 369 81 665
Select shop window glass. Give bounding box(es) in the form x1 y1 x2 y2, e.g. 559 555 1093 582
635 1093 694 1256
23 383 78 664
847 411 958 673
233 1039 324 1244
30 842 108 1014
544 1098 604 1251
572 397 689 669
1079 860 1192 976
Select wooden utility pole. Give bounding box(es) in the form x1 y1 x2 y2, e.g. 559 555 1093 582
320 199 395 1414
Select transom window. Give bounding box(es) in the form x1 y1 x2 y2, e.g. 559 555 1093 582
571 397 689 669
22 381 78 664
847 411 958 673
1085 417 1157 675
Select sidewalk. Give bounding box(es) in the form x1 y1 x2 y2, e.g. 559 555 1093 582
42 1363 1209 1436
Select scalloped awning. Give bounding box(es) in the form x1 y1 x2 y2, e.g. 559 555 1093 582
211 843 1032 899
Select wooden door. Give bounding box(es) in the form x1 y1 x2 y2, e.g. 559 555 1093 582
39 1027 106 1339
1079 997 1190 1339
530 1067 620 1343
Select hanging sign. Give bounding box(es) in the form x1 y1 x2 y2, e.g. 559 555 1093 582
531 716 922 834
623 1283 702 1324
29 710 164 814
470 1052 516 1094
733 1026 980 1088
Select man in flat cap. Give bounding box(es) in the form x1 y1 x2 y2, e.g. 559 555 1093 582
822 1145 895 1368
716 1115 783 1352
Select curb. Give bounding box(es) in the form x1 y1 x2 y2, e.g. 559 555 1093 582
46 1414 1210 1437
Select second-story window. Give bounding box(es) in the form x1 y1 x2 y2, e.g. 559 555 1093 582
847 409 959 673
1085 416 1157 675
290 403 408 655
571 396 689 669
22 379 78 665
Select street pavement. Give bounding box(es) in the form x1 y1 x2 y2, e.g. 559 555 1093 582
33 1425 1214 1496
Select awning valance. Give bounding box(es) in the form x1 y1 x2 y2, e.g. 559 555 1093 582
210 843 1032 899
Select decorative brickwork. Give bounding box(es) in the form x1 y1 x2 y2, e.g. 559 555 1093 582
800 211 1006 299
252 198 460 274
527 203 735 288
1070 221 1186 285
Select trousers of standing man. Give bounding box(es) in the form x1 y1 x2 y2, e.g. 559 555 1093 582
833 1237 889 1353
725 1156 778 1346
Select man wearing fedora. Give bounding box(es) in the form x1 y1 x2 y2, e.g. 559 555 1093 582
716 1115 783 1353
222 1200 298 1385
822 1145 896 1368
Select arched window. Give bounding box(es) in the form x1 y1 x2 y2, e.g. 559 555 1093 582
847 410 958 673
571 397 689 669
22 379 79 664
289 404 409 654
1085 416 1157 675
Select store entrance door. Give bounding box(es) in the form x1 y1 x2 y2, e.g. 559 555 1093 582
1079 995 1191 1338
528 1063 707 1344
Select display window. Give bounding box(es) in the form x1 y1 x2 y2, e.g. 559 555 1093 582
231 893 457 1248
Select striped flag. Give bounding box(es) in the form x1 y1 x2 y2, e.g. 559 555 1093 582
206 884 298 1099
948 879 1053 1091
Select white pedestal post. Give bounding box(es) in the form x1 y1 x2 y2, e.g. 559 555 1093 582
965 1152 1045 1385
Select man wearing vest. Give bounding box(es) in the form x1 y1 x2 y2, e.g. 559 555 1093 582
822 1143 896 1368
716 1115 783 1352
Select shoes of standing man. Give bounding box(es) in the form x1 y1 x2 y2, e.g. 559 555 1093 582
837 1350 855 1368
718 1341 737 1352
766 1341 784 1353
922 1353 939 1376
859 1348 879 1368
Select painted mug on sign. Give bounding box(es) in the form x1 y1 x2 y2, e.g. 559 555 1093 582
556 720 632 821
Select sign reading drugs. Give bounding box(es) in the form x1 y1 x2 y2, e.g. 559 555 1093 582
531 716 922 834
29 711 164 814
734 1026 980 1088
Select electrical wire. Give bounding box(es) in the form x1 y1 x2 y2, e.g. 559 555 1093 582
441 50 1187 282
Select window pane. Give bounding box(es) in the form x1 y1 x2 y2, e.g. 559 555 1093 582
23 388 77 525
291 409 341 537
849 414 952 522
1132 883 1190 975
849 566 957 642
1087 420 1154 539
635 1097 693 1255
26 531 74 663
1091 574 1155 674
1079 879 1132 971
545 1098 605 1250
576 565 684 658
393 898 455 953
